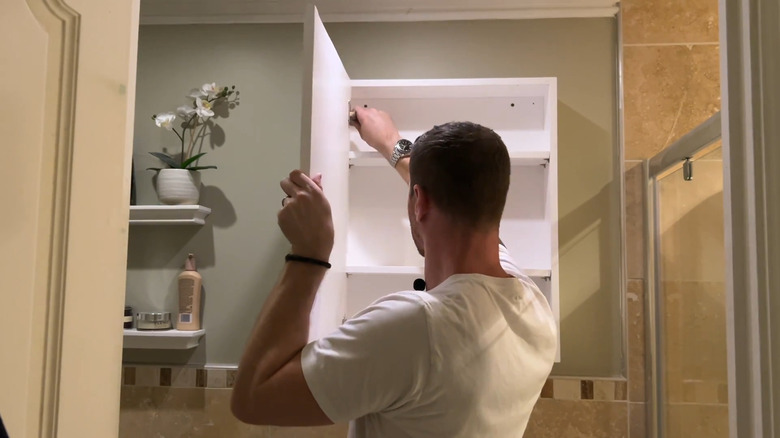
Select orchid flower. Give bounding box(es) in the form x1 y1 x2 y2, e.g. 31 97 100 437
196 98 214 118
188 88 207 99
201 82 219 96
148 82 238 171
154 112 176 130
177 104 196 118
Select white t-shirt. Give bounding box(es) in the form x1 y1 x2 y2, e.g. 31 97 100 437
301 245 557 437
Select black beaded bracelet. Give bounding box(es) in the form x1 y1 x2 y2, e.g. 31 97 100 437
285 254 332 269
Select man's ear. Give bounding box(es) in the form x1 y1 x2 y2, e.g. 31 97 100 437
413 184 429 222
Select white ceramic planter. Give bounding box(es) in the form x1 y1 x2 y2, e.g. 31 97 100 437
156 169 201 205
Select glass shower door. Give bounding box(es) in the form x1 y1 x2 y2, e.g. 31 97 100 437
654 145 728 437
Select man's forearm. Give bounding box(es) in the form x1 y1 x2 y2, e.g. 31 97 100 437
394 157 410 185
377 147 410 185
233 262 327 404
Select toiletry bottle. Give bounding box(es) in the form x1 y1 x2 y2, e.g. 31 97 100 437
177 253 202 330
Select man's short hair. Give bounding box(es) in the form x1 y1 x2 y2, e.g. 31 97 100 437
409 122 510 230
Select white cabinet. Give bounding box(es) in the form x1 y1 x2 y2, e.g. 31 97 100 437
302 6 559 359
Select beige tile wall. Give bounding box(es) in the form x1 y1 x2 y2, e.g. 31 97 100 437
119 370 630 438
622 0 721 437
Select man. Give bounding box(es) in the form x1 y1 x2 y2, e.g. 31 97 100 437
231 107 557 437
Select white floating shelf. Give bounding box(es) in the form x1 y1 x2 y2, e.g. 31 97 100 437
123 329 205 349
348 151 550 167
129 205 211 225
347 265 551 278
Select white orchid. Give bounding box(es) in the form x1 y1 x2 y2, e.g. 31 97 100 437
195 98 214 118
154 112 176 130
188 88 207 99
177 104 196 117
149 82 238 172
201 82 219 96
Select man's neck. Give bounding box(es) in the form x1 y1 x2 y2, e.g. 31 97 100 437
422 223 510 290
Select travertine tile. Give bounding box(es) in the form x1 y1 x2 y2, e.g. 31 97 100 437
580 380 594 400
594 380 616 401
525 399 628 438
629 402 647 438
227 369 238 388
267 424 349 438
717 382 729 404
553 379 582 400
628 280 646 402
134 366 160 387
123 367 136 386
624 45 721 160
665 403 728 438
540 379 554 399
615 380 628 401
171 367 196 388
207 369 227 388
683 380 722 403
120 386 211 438
622 0 719 44
625 161 645 279
119 386 349 438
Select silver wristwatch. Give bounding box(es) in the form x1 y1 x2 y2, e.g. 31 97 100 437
389 139 413 168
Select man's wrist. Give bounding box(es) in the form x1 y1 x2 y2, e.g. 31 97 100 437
285 254 331 269
379 134 403 160
289 247 331 263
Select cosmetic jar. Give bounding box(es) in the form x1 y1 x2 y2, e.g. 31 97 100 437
124 306 133 329
136 312 173 330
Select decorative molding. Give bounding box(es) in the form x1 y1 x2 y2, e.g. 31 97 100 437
140 7 620 25
26 0 81 436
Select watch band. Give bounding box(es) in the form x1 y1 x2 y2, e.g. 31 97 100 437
389 139 413 168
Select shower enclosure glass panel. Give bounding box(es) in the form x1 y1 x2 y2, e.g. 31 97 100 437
654 145 728 437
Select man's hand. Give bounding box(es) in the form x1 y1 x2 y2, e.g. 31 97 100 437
278 170 334 261
351 106 403 159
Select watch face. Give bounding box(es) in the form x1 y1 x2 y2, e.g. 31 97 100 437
397 139 413 153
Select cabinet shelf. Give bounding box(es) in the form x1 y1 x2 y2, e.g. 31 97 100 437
346 265 551 278
129 205 211 225
348 151 550 167
123 329 205 349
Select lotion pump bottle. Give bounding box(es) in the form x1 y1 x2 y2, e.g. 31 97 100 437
177 253 202 330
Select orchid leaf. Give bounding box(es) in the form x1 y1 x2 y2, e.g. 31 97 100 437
181 152 208 169
149 152 179 168
188 166 218 171
146 167 163 172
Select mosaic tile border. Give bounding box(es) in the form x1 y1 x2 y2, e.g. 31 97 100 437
122 367 627 400
122 366 237 389
540 378 628 401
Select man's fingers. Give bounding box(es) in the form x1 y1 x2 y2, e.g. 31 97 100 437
279 177 298 197
289 170 321 193
312 173 323 189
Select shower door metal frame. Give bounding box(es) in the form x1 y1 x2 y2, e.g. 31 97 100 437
644 112 722 438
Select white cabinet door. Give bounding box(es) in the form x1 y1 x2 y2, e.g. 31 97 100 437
301 5 351 340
